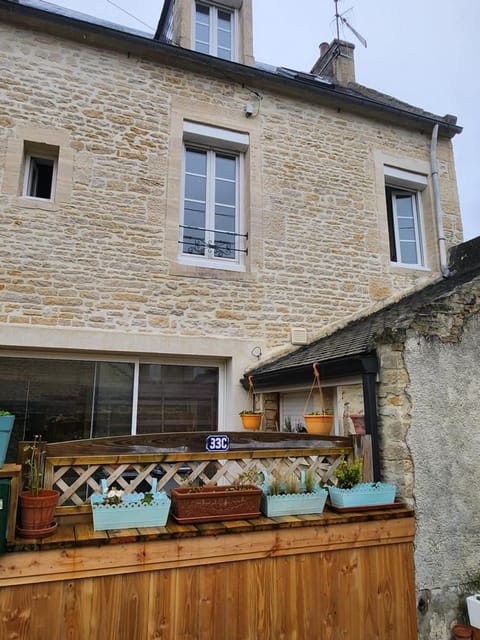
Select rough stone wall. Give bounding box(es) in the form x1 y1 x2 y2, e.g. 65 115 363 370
375 274 480 639
0 22 463 352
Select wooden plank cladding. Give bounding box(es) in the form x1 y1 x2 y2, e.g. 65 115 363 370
0 511 416 639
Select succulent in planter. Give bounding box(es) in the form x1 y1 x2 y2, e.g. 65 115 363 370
239 410 263 430
90 478 171 531
259 468 328 517
328 455 396 509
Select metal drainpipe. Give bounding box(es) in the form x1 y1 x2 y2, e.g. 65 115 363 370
431 124 450 277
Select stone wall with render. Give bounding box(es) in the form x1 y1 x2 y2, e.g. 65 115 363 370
0 20 463 354
374 264 480 639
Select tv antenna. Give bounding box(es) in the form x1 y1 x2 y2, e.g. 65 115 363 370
333 0 367 48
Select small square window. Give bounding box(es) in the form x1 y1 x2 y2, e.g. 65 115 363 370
23 145 58 200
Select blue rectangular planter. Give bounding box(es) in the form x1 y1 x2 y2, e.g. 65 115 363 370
90 479 171 531
328 482 396 508
0 415 15 468
261 488 328 517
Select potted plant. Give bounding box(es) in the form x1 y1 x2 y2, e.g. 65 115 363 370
0 409 15 468
90 478 171 531
260 469 328 517
328 455 396 509
303 410 333 435
17 435 60 538
170 474 262 524
239 410 263 431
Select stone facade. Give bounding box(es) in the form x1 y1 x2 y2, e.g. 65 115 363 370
0 6 463 425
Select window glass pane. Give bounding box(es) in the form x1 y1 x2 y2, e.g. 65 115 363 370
215 178 235 205
195 4 210 52
137 364 218 433
216 154 236 180
185 149 207 175
0 358 133 462
400 242 418 264
185 174 206 202
215 204 235 231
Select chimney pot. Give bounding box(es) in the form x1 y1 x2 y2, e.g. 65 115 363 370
319 42 329 58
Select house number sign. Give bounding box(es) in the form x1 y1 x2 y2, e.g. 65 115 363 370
205 434 230 452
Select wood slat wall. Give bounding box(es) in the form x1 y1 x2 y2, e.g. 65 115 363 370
0 515 417 639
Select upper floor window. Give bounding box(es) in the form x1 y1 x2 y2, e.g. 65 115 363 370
195 2 234 60
180 121 248 271
23 152 57 200
384 166 427 268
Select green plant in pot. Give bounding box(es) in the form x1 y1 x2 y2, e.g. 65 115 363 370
239 410 263 431
17 435 60 538
328 454 396 509
0 409 15 468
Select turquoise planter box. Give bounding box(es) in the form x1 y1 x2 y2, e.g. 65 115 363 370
261 488 328 517
0 415 15 468
90 479 171 531
328 482 396 508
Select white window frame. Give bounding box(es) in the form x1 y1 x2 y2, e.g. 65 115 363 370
193 2 237 61
384 166 427 269
180 121 248 272
23 152 58 201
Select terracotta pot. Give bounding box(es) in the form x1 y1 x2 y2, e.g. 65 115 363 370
17 489 60 537
452 624 473 639
240 413 262 430
304 414 333 435
350 413 365 435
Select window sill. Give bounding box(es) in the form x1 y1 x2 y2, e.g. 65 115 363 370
170 261 255 281
389 262 430 273
14 196 59 211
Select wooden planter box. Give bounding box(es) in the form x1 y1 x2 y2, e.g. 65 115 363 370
261 488 328 517
171 485 261 523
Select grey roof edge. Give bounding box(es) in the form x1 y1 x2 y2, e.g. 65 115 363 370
0 0 462 138
244 235 480 385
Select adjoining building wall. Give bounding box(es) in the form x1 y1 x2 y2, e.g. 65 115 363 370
375 272 480 639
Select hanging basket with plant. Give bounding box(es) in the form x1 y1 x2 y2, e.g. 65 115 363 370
239 376 263 430
303 363 333 435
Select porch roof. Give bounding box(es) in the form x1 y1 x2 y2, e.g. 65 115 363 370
243 236 480 391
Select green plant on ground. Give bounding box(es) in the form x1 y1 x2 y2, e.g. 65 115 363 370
236 468 263 486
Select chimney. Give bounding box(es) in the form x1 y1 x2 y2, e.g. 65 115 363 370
311 39 356 84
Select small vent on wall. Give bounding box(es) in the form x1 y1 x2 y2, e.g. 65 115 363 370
291 327 308 345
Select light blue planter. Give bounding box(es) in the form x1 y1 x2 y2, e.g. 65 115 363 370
260 470 328 517
261 488 328 517
90 479 171 531
328 482 396 508
0 414 15 469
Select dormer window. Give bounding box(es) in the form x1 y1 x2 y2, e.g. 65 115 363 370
195 2 235 60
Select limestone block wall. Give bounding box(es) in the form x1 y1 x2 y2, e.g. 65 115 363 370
0 21 463 353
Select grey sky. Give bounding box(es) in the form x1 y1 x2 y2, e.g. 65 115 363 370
45 0 480 241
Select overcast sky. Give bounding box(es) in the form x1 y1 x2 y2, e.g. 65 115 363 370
45 0 480 241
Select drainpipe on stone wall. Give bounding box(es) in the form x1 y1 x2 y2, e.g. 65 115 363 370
431 124 450 278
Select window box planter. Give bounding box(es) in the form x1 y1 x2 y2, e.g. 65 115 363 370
261 487 328 517
328 482 396 508
170 485 261 523
90 479 171 531
467 594 480 629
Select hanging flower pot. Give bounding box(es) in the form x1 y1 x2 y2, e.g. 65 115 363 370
303 413 333 435
239 411 263 430
303 364 334 435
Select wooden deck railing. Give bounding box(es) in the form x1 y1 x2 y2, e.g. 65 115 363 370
36 432 372 517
